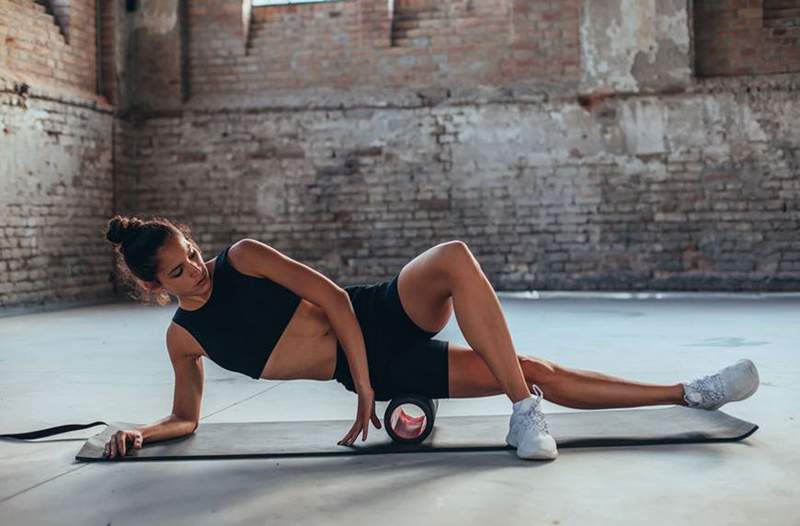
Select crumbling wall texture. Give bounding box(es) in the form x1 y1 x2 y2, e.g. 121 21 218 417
187 0 580 94
1 0 97 91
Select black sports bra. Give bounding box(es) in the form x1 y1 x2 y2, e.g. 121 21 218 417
171 243 302 379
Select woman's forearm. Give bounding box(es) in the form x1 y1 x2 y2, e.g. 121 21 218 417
325 295 372 392
134 414 196 444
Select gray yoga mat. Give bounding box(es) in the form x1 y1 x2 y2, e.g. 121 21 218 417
76 406 757 461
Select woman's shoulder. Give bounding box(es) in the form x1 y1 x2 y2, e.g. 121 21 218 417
223 238 263 279
167 321 207 359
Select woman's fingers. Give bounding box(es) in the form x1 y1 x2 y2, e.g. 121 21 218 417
340 414 381 445
340 420 365 446
104 430 144 459
339 404 381 445
363 404 376 439
338 424 355 446
362 414 375 440
349 422 362 444
116 432 126 456
105 436 117 458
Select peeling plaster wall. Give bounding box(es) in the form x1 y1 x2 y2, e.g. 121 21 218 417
580 0 692 93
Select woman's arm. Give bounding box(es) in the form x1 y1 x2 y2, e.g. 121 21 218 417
103 327 202 457
153 324 205 440
232 238 373 391
103 330 203 458
134 414 197 443
323 294 372 392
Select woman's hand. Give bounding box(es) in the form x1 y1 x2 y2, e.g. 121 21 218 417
102 429 143 459
338 386 382 446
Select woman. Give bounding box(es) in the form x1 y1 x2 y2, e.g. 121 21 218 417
101 215 760 461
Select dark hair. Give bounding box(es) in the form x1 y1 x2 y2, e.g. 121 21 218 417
104 214 199 306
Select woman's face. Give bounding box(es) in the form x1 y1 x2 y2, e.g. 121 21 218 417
154 235 210 296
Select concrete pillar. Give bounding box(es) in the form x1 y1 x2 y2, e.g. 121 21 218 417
129 0 184 112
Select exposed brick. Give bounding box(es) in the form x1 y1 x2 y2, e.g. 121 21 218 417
695 0 800 76
3 0 800 314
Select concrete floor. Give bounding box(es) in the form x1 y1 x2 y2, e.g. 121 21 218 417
0 295 798 525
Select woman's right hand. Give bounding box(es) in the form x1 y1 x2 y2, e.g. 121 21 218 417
102 429 143 459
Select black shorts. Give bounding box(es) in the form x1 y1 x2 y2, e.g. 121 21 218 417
333 273 450 401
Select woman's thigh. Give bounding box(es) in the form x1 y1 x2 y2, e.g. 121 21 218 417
445 342 505 398
446 343 556 398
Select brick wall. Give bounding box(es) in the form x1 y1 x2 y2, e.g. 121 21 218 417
1 0 98 93
0 0 117 311
695 0 800 76
187 0 579 95
117 73 800 292
2 0 800 314
0 81 115 309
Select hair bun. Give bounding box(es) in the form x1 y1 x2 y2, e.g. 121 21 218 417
105 216 144 245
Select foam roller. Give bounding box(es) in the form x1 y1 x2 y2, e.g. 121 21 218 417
383 394 439 444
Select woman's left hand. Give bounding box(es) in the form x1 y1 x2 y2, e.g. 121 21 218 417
338 386 382 446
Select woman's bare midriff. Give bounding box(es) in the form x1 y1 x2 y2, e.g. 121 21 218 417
257 299 339 381
185 250 341 382
190 298 339 381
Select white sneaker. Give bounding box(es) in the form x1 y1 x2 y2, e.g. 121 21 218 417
681 358 760 410
506 384 559 460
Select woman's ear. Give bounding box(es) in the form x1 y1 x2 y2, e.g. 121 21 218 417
141 280 162 292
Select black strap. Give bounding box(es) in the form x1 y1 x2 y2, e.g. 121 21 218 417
0 422 109 440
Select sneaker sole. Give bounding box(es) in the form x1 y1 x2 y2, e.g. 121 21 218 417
517 434 558 460
517 442 559 460
517 449 559 460
505 429 519 448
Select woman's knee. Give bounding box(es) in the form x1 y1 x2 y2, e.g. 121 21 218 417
519 356 557 387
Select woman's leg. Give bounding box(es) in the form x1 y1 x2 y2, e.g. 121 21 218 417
397 241 532 404
447 342 688 409
397 240 686 408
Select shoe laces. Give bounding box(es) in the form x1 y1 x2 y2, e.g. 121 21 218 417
685 373 726 408
519 384 551 434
